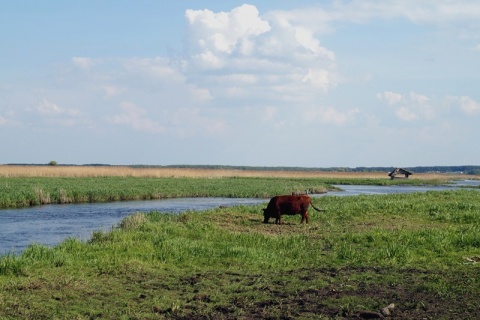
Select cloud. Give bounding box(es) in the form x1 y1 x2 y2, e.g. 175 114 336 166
261 9 335 57
37 99 62 115
37 99 81 117
377 91 434 121
448 95 480 115
122 57 184 81
379 91 480 122
72 57 95 69
185 4 271 57
111 102 166 134
303 106 360 125
302 68 332 91
67 3 463 135
184 3 338 99
395 107 418 121
409 92 429 105
377 91 403 106
329 0 480 24
102 85 123 98
172 107 227 136
185 4 271 69
419 122 454 144
260 106 278 122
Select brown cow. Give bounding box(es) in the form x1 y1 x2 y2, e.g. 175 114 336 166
263 195 325 224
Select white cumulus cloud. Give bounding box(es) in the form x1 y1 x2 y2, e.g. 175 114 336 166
186 4 271 56
183 3 339 111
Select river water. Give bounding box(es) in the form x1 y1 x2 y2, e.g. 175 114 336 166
1 181 478 256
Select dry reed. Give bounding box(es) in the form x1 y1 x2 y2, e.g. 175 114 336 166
0 165 474 181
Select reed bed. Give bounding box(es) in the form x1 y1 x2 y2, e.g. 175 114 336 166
0 165 471 180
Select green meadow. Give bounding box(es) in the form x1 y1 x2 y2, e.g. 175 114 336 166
0 176 332 208
0 175 445 209
0 177 479 318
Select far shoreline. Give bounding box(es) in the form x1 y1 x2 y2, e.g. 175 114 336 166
1 164 478 180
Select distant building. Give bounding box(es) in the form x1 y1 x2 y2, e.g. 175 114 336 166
388 168 413 180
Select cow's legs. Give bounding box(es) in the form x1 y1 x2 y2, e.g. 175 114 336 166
300 211 309 223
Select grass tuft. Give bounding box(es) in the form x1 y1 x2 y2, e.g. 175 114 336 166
119 212 148 230
0 254 26 276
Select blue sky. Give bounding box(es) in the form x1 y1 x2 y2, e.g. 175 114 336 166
1 1 479 167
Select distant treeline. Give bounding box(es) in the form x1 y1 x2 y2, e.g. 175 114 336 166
6 163 480 175
136 164 480 175
350 166 480 175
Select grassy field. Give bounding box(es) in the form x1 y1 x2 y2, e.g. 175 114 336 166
0 166 479 319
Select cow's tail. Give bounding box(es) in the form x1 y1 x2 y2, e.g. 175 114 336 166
310 201 326 212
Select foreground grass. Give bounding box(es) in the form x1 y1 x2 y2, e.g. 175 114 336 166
1 190 479 319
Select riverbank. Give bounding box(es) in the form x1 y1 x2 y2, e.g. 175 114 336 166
1 165 472 209
0 176 332 209
1 190 479 318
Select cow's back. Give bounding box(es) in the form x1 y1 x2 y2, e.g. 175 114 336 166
263 195 313 224
268 195 310 214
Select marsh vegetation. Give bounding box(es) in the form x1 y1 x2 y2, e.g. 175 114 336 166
0 167 479 318
0 165 461 209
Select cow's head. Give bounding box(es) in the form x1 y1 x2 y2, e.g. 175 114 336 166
262 208 269 223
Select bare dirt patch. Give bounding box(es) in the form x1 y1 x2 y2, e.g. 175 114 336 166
162 267 479 319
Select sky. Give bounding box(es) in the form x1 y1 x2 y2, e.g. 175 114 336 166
1 1 480 167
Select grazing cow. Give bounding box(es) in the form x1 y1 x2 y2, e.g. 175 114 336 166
263 195 325 224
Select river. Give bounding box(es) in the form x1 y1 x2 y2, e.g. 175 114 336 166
1 181 478 256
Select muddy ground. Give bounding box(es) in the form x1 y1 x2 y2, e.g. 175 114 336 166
158 267 479 319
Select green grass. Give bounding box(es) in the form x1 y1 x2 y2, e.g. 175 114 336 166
0 176 333 208
0 176 445 209
1 189 479 318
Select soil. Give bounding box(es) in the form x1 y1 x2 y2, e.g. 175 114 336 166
160 267 479 320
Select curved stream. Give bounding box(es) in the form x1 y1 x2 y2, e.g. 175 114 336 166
1 181 478 255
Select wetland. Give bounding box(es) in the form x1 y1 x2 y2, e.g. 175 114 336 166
0 167 479 319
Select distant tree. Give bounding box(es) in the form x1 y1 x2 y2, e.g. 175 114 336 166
48 160 58 166
466 169 480 175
